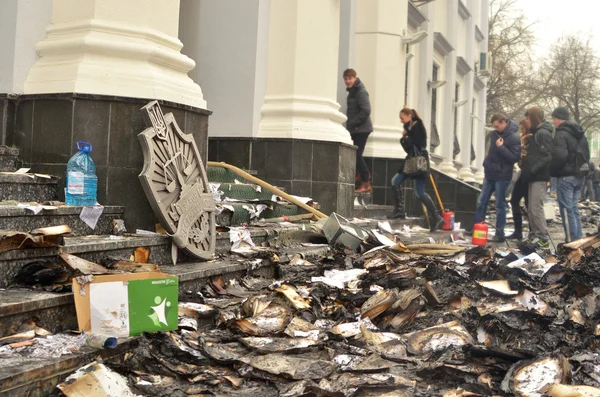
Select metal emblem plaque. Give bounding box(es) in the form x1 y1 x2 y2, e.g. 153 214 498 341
138 101 216 261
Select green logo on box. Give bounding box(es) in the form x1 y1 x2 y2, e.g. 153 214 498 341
127 278 178 335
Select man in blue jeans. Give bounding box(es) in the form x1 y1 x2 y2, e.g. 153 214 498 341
474 114 521 242
550 107 590 242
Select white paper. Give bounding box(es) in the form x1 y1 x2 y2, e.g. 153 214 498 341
135 229 161 236
17 203 43 215
229 228 255 250
90 281 130 337
209 183 223 202
243 204 268 219
253 185 262 193
507 252 556 278
377 221 393 234
15 168 31 174
80 205 104 230
290 195 314 204
311 269 368 289
371 229 396 247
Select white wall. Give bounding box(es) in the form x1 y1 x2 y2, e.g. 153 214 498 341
179 0 267 137
0 0 52 94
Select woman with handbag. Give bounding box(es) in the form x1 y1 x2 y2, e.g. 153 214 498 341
387 107 445 232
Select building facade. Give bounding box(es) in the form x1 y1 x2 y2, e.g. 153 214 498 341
0 0 489 226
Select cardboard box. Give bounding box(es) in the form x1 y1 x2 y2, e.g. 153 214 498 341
73 272 178 337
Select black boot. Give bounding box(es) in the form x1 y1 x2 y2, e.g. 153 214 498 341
507 208 523 240
422 194 444 232
387 185 406 219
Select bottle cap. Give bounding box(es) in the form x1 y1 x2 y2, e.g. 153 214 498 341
77 141 92 153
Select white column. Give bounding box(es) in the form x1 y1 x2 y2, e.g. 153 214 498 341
257 0 350 144
23 0 205 109
355 0 409 158
417 2 435 143
337 0 356 115
439 0 459 177
0 0 52 94
473 0 488 184
458 1 476 182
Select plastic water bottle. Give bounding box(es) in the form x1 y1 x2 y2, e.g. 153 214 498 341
66 141 98 206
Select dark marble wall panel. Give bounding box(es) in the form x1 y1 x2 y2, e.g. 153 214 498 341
6 93 210 231
208 137 357 218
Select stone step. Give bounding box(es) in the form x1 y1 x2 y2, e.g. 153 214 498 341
0 224 304 289
0 335 134 397
353 204 419 221
0 173 59 203
353 191 373 206
0 246 335 397
0 205 125 236
217 202 304 227
0 145 19 172
207 166 257 184
0 243 328 339
215 182 278 202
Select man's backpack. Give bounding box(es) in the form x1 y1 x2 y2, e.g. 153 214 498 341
574 136 591 178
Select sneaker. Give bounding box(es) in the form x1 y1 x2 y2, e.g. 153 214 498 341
527 236 550 248
489 235 505 243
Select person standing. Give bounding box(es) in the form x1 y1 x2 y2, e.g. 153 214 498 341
507 120 531 240
474 114 521 242
550 106 590 242
520 107 553 247
388 108 444 231
582 162 596 201
343 69 373 193
593 163 600 201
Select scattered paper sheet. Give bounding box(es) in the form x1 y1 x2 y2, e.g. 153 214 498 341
80 205 104 230
377 221 393 234
229 228 255 250
243 204 268 219
371 229 395 246
15 168 31 174
17 203 43 215
311 269 368 289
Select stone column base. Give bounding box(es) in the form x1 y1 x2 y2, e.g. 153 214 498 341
4 93 210 230
208 137 356 218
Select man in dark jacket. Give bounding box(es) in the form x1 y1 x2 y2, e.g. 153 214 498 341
550 106 590 242
521 107 553 246
344 69 373 193
474 113 521 242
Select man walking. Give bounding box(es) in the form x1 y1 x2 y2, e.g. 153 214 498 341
474 114 521 242
343 69 373 193
550 107 590 242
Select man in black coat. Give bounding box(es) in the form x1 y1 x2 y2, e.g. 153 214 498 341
550 106 590 242
474 113 521 242
344 69 373 193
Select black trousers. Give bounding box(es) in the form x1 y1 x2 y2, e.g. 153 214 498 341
510 176 529 225
352 133 370 181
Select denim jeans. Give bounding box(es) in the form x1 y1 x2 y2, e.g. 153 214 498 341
557 176 585 242
595 184 600 202
391 172 425 199
474 178 509 237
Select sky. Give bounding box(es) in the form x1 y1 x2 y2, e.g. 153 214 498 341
515 0 600 56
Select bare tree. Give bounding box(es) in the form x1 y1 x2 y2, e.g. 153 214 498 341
486 0 562 121
541 35 600 132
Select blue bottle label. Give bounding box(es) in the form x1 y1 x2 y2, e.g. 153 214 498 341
68 171 85 195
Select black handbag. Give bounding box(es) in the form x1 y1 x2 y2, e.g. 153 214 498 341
403 146 428 177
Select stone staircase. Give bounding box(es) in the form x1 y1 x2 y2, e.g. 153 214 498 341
0 153 323 396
